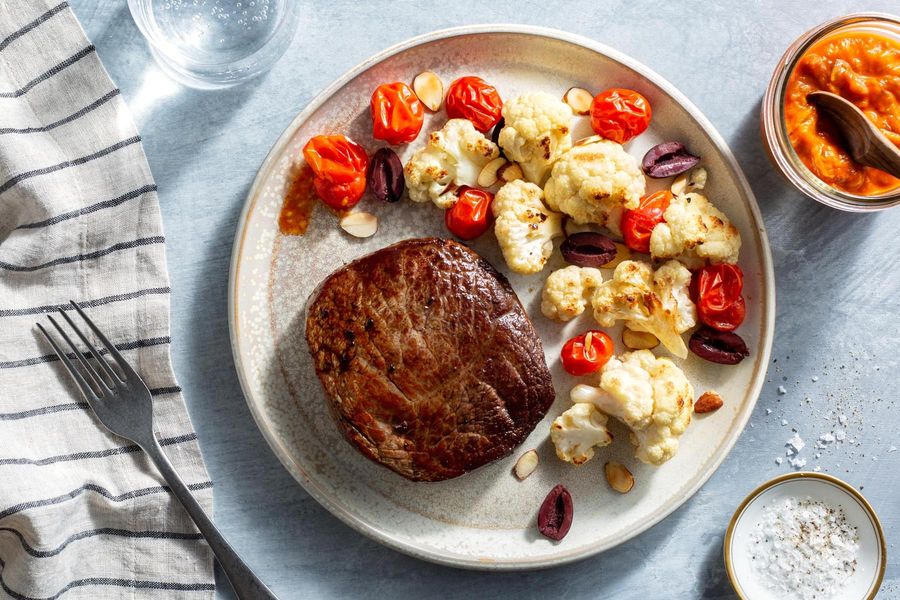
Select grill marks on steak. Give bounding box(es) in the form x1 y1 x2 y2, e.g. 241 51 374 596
305 238 555 482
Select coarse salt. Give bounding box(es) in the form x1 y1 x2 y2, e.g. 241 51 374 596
789 456 807 469
749 497 859 600
786 433 805 453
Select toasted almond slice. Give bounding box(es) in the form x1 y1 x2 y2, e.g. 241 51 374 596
605 462 634 494
688 166 708 190
623 328 660 350
694 390 724 414
602 242 631 269
514 449 539 480
477 157 507 188
413 71 443 112
563 219 596 237
672 167 708 196
339 212 378 238
671 173 688 196
574 134 603 147
563 87 593 115
498 161 524 182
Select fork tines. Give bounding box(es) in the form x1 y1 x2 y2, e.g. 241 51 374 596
36 301 133 400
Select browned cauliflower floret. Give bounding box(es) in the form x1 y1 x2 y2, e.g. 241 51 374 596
570 350 694 465
543 138 645 236
498 92 573 184
404 119 500 208
492 180 563 274
590 259 696 359
540 266 603 322
650 192 741 266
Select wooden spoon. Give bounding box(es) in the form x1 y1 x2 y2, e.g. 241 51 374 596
807 91 900 178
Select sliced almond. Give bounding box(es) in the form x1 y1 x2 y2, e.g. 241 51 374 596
477 157 507 188
602 242 631 269
695 390 724 414
497 161 524 182
339 211 378 238
605 462 634 494
672 166 708 196
563 87 593 115
623 328 660 350
413 71 443 112
574 134 603 147
514 449 539 480
563 219 596 237
671 173 688 196
688 166 708 190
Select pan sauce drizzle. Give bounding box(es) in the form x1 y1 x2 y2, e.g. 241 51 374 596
278 164 316 235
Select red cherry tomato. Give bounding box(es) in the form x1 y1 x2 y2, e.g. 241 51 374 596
561 330 615 376
621 190 672 253
445 187 494 240
590 88 652 143
445 76 503 132
370 82 425 145
302 135 368 209
692 264 746 331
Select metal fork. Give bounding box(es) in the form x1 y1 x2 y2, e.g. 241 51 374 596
37 301 279 600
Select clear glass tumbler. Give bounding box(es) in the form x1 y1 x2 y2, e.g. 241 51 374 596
127 0 299 89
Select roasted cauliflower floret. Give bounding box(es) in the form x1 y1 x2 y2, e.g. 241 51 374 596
570 350 693 465
550 402 613 465
492 180 563 274
404 118 500 208
540 266 603 322
543 138 645 236
650 192 741 266
590 259 696 358
498 92 573 184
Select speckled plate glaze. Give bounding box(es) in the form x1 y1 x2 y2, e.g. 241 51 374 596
229 25 775 570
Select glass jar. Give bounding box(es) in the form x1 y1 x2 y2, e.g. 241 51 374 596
761 13 900 212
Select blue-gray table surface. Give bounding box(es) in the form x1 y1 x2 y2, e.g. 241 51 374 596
71 1 899 598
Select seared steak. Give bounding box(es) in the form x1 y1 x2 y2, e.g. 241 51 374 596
305 238 555 482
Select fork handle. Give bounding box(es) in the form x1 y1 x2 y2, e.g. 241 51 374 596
143 437 279 600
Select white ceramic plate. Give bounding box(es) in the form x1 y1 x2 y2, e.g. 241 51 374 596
228 25 775 570
724 472 886 599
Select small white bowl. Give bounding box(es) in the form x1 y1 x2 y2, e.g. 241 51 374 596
724 472 886 600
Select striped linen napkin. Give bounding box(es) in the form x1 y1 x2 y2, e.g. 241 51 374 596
0 2 215 598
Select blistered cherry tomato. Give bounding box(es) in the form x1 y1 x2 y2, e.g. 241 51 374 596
692 264 746 331
590 88 652 143
445 76 503 132
560 330 614 376
445 187 494 240
370 82 425 145
621 190 672 253
302 135 368 209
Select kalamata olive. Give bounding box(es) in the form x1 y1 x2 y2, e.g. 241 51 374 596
367 147 404 202
689 327 749 365
561 232 617 267
538 484 573 541
491 117 505 147
642 141 700 178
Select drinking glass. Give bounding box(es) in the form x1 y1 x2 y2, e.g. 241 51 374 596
127 0 299 89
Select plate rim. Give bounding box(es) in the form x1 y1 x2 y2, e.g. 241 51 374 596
722 471 886 599
227 23 777 570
